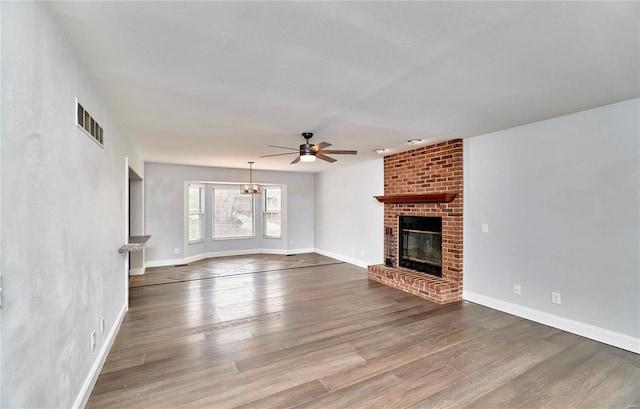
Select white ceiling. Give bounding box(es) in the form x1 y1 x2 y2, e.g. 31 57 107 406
48 1 639 172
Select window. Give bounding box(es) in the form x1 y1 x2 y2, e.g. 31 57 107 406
263 187 281 238
188 184 205 244
213 187 254 239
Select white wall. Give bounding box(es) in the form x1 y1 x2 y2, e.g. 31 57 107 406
314 159 384 268
1 2 143 408
144 163 315 266
464 99 640 352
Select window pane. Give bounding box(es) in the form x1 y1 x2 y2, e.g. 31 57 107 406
264 212 281 238
213 189 254 239
188 185 205 243
265 188 281 212
189 186 204 212
189 213 204 242
263 187 281 238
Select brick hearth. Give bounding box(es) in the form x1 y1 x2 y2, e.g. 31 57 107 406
368 139 463 304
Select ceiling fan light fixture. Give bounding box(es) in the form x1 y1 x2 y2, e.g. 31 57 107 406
374 148 387 154
261 132 357 164
300 153 316 162
408 139 423 145
241 161 261 194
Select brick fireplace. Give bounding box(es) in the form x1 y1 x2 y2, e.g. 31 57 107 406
368 139 463 304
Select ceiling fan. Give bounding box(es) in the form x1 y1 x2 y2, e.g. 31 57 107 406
260 132 357 164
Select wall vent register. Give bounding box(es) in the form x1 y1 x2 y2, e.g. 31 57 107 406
76 98 104 147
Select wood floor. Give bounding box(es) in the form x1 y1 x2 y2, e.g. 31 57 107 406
88 253 640 408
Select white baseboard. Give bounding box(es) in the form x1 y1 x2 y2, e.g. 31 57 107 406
313 248 381 269
146 248 315 268
261 247 315 256
73 302 127 409
145 248 373 269
129 267 145 276
146 257 185 268
463 290 640 354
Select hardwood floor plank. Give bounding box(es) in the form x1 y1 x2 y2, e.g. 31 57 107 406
292 372 403 409
389 319 544 381
574 363 640 409
176 350 365 408
446 321 559 375
91 353 238 397
460 380 537 409
404 340 564 409
512 338 606 393
88 360 239 408
99 353 145 375
234 380 329 409
93 343 359 408
318 328 461 392
86 254 640 409
346 366 463 409
517 351 628 409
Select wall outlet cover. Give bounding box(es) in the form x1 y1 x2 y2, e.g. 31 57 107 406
91 330 96 350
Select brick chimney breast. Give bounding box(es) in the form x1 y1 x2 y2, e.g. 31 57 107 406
369 139 463 304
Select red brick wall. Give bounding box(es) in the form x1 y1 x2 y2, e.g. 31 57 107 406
383 139 463 283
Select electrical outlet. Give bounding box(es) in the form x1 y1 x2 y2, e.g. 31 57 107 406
100 317 105 334
481 223 489 233
552 292 562 304
514 284 521 295
174 248 180 255
91 330 96 350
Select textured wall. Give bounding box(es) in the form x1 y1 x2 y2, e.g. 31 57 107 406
464 99 640 340
1 2 142 407
314 159 384 267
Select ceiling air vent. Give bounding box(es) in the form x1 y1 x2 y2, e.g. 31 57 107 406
76 98 104 147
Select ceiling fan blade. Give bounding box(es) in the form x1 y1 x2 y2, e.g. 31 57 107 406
316 153 337 163
290 156 301 164
268 145 298 151
310 142 331 152
318 149 357 155
260 152 298 158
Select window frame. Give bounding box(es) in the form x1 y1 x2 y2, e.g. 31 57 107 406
187 184 206 245
212 186 255 240
263 186 282 239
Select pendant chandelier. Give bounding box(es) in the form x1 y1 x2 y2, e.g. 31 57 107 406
241 161 261 194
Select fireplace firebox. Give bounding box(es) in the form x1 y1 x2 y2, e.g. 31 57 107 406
399 216 442 277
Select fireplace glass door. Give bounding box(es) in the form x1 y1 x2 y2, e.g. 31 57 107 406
399 216 442 276
401 229 442 267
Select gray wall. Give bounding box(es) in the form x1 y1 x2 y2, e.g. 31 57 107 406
1 2 143 408
464 99 639 342
144 163 315 265
314 159 384 268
